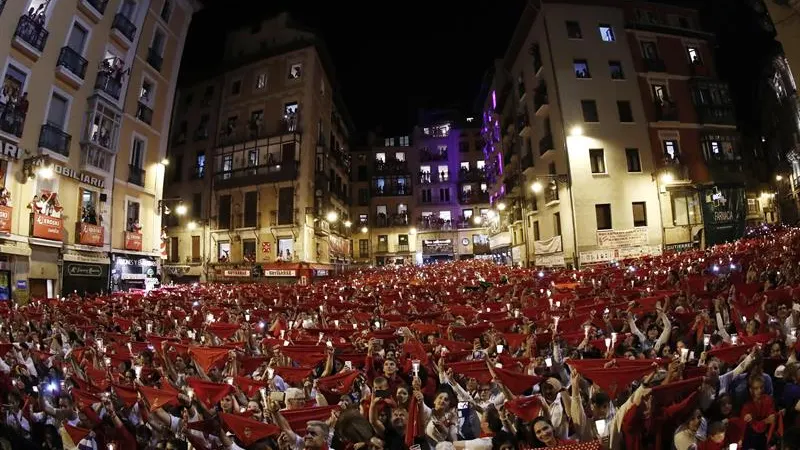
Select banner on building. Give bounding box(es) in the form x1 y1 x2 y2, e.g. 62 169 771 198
124 231 143 251
533 236 562 254
535 253 566 267
579 245 662 265
0 206 11 234
31 213 62 241
77 223 103 246
700 186 745 247
596 227 648 249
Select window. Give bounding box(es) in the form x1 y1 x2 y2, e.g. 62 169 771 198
438 164 449 181
67 22 89 55
277 238 293 260
632 202 647 227
399 136 409 146
595 204 612 230
151 29 166 57
244 191 258 227
357 165 368 181
439 188 450 202
47 92 69 129
476 160 485 170
255 73 267 90
460 161 470 171
664 140 680 161
288 63 302 79
641 41 659 60
672 193 701 226
581 100 599 122
462 209 473 220
625 148 641 172
395 152 406 161
589 149 606 174
533 221 540 241
242 239 256 261
553 212 562 236
160 0 172 22
609 61 625 79
617 101 634 122
359 239 369 258
566 21 583 39
126 200 140 230
195 151 206 177
283 102 298 131
375 152 386 163
687 47 701 65
384 138 394 147
421 189 432 203
277 187 294 225
218 195 231 229
131 137 145 168
140 79 154 105
79 189 98 224
599 24 615 42
170 237 179 262
574 59 591 78
217 241 230 261
191 236 200 262
358 188 369 206
230 79 241 95
192 193 201 218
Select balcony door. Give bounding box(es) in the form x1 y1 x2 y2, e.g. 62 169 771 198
130 138 144 169
47 93 68 130
120 0 137 19
67 23 88 55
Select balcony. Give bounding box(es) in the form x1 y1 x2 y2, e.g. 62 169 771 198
459 191 490 205
544 185 560 204
79 0 108 21
655 100 679 121
111 13 137 43
534 88 549 115
643 57 667 73
214 160 299 190
136 102 153 125
420 149 448 162
56 46 88 82
39 123 71 157
458 168 487 183
14 14 49 56
521 151 534 169
124 231 142 251
0 103 26 138
517 111 530 137
190 165 206 180
376 242 389 253
371 185 411 197
374 159 410 175
94 70 122 100
76 222 103 247
314 219 331 236
375 213 409 228
418 216 453 231
217 116 300 147
539 134 554 155
688 61 710 77
146 48 163 72
128 164 145 186
696 105 736 125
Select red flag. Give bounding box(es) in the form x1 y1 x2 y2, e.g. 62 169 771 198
280 405 339 433
138 384 179 411
273 366 314 385
189 346 230 372
316 370 361 404
63 424 92 447
208 323 241 340
187 378 235 408
706 344 753 365
279 348 327 366
405 393 419 447
111 382 139 408
650 376 704 408
239 356 268 375
570 365 654 398
505 395 544 421
220 412 280 446
71 389 101 410
235 376 269 398
493 367 543 395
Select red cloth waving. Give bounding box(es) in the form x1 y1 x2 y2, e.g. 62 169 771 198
505 395 544 421
208 323 241 340
273 366 314 385
570 365 654 398
740 394 775 434
405 393 419 447
187 378 235 408
280 405 339 433
138 384 179 411
189 346 230 372
316 370 361 404
493 366 543 395
219 412 280 446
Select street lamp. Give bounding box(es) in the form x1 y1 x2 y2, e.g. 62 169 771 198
409 227 417 235
174 203 188 216
497 202 507 211
531 181 543 193
326 211 338 223
160 158 170 166
187 221 197 231
776 175 784 181
343 220 352 228
570 126 583 136
37 165 54 179
473 216 483 225
360 226 368 234
660 173 674 184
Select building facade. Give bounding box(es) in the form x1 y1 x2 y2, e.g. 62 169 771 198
162 13 354 283
0 0 198 298
481 0 665 268
348 112 492 266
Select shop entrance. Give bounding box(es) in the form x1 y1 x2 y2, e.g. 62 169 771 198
29 279 50 298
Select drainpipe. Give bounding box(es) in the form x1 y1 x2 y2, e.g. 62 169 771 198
541 8 580 268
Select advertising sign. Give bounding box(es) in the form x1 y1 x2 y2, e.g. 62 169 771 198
700 186 745 247
124 231 143 251
77 222 104 246
31 213 62 241
596 227 648 249
223 269 251 277
422 239 454 255
534 236 562 254
0 206 12 233
263 269 297 277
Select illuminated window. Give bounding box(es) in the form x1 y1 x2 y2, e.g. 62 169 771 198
599 24 615 42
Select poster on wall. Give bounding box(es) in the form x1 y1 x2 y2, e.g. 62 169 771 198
700 185 745 247
110 254 159 292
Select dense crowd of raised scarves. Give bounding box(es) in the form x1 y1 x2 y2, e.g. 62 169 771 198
2 226 800 450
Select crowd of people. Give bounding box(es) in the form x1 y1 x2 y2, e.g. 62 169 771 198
2 226 800 450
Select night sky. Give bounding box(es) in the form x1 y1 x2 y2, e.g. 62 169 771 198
182 0 773 138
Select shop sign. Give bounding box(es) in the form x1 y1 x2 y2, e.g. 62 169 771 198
54 164 106 189
701 186 745 247
422 239 454 255
31 213 62 241
264 269 296 277
0 205 12 234
223 269 251 277
596 227 648 249
124 231 143 251
66 263 104 278
16 280 27 290
314 269 329 277
0 135 22 160
77 222 104 246
665 242 694 252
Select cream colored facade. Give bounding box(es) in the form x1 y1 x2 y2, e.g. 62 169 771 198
162 13 354 283
765 0 800 90
482 2 663 267
0 0 199 298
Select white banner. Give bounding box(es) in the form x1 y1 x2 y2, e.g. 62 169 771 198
579 245 662 264
223 269 251 277
536 253 566 267
489 232 512 250
596 227 648 249
533 236 562 254
264 269 296 277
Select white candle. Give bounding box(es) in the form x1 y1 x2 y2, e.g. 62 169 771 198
496 344 504 354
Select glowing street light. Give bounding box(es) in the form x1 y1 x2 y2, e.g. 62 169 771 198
187 221 198 231
497 202 507 211
473 216 483 225
160 158 170 166
37 166 54 179
776 175 784 181
174 203 188 215
661 173 674 184
570 126 583 136
360 226 368 234
409 227 417 234
343 220 352 227
531 181 543 193
326 211 338 222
